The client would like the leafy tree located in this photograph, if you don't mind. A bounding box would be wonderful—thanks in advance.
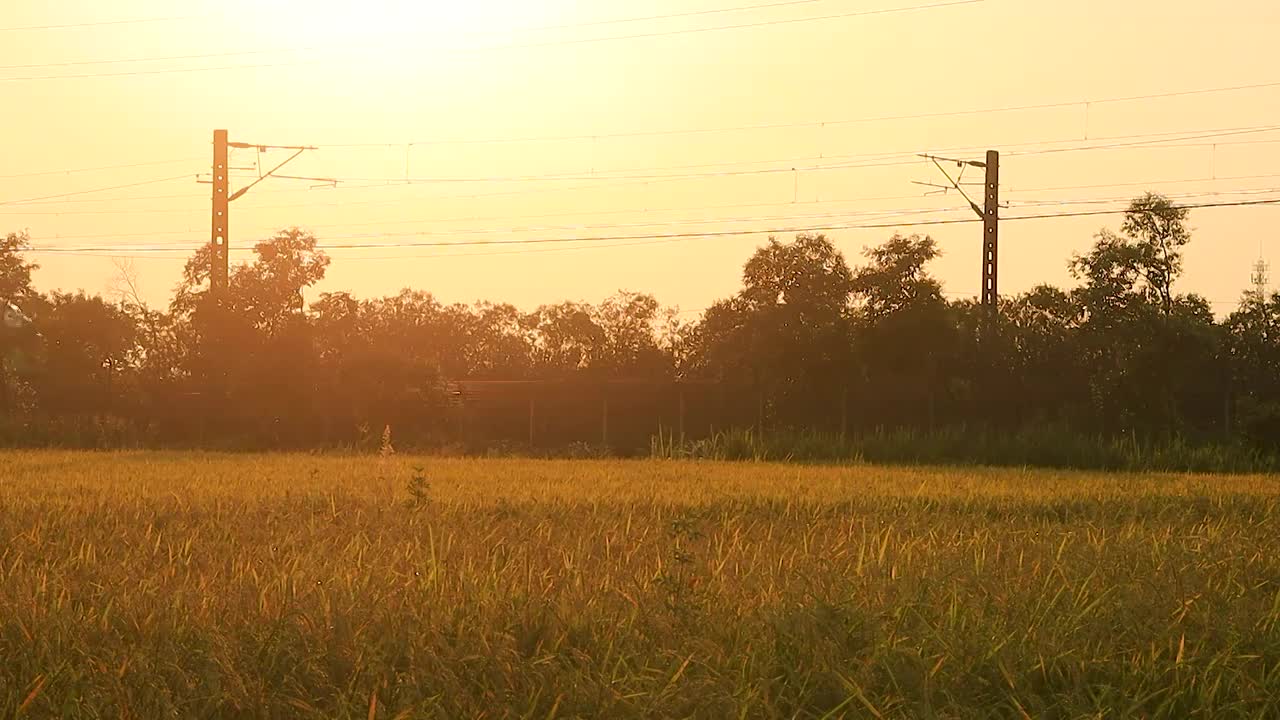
[310,290,450,442]
[851,234,943,322]
[0,231,37,302]
[528,302,605,376]
[27,292,138,416]
[1071,193,1191,317]
[464,302,534,378]
[593,291,669,377]
[0,232,39,415]
[692,234,855,428]
[741,234,852,316]
[1069,195,1217,434]
[993,285,1085,426]
[171,229,331,444]
[1224,291,1280,448]
[1121,193,1192,314]
[0,192,1271,458]
[850,234,953,428]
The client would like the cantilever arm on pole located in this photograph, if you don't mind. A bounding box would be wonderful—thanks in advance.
[229,148,307,202]
[923,155,985,219]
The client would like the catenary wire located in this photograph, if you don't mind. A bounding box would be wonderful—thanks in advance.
[0,0,980,81]
[24,197,1280,254]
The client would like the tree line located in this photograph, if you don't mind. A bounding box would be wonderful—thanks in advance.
[0,193,1277,457]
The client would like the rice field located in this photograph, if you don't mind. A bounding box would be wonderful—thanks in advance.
[1,452,1278,718]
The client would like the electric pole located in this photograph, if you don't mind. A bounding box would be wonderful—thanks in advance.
[915,150,1001,317]
[201,130,323,423]
[211,130,230,293]
[982,150,999,313]
[204,130,320,299]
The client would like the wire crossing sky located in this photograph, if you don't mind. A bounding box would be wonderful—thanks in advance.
[0,0,1277,312]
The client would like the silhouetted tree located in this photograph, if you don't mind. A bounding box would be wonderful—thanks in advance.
[27,292,138,417]
[1070,197,1218,434]
[850,234,953,429]
[593,291,669,377]
[0,191,1270,455]
[0,232,37,303]
[0,232,38,415]
[528,301,605,376]
[693,234,855,428]
[1225,290,1280,449]
[170,229,330,444]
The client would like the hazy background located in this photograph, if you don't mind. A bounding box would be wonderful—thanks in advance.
[2,0,1277,312]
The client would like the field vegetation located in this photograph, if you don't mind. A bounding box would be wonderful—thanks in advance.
[2,452,1278,718]
[650,427,1280,474]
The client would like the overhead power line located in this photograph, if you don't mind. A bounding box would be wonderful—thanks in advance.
[38,187,1280,247]
[0,0,877,70]
[29,205,977,246]
[0,0,847,39]
[19,122,1271,207]
[272,126,1280,187]
[25,197,1280,254]
[5,118,1275,199]
[0,47,301,71]
[325,82,1280,147]
[369,0,989,54]
[0,174,194,206]
[5,121,1279,216]
[530,0,848,31]
[12,167,1280,219]
[0,0,981,81]
[5,123,1277,217]
[42,184,1277,244]
[277,156,927,186]
[0,157,201,180]
[211,164,1280,214]
[1004,126,1280,157]
[1003,172,1280,196]
[1008,186,1280,208]
[0,15,195,32]
[0,60,309,83]
[303,124,1280,188]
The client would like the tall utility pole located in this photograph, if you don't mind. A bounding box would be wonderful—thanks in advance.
[211,130,230,293]
[205,130,318,299]
[981,151,1000,312]
[916,150,1001,316]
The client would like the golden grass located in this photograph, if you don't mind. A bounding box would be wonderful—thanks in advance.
[1,452,1278,718]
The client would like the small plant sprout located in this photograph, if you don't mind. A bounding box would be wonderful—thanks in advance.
[405,465,429,510]
[379,425,396,457]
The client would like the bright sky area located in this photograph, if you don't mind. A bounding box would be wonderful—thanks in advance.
[1,0,1278,315]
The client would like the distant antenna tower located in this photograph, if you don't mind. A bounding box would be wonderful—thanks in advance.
[1252,240,1270,299]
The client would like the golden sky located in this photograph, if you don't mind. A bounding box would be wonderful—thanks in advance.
[2,0,1278,314]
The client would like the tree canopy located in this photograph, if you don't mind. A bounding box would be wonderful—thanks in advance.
[1,195,1276,455]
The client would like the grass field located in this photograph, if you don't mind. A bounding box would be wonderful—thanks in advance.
[1,453,1278,718]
